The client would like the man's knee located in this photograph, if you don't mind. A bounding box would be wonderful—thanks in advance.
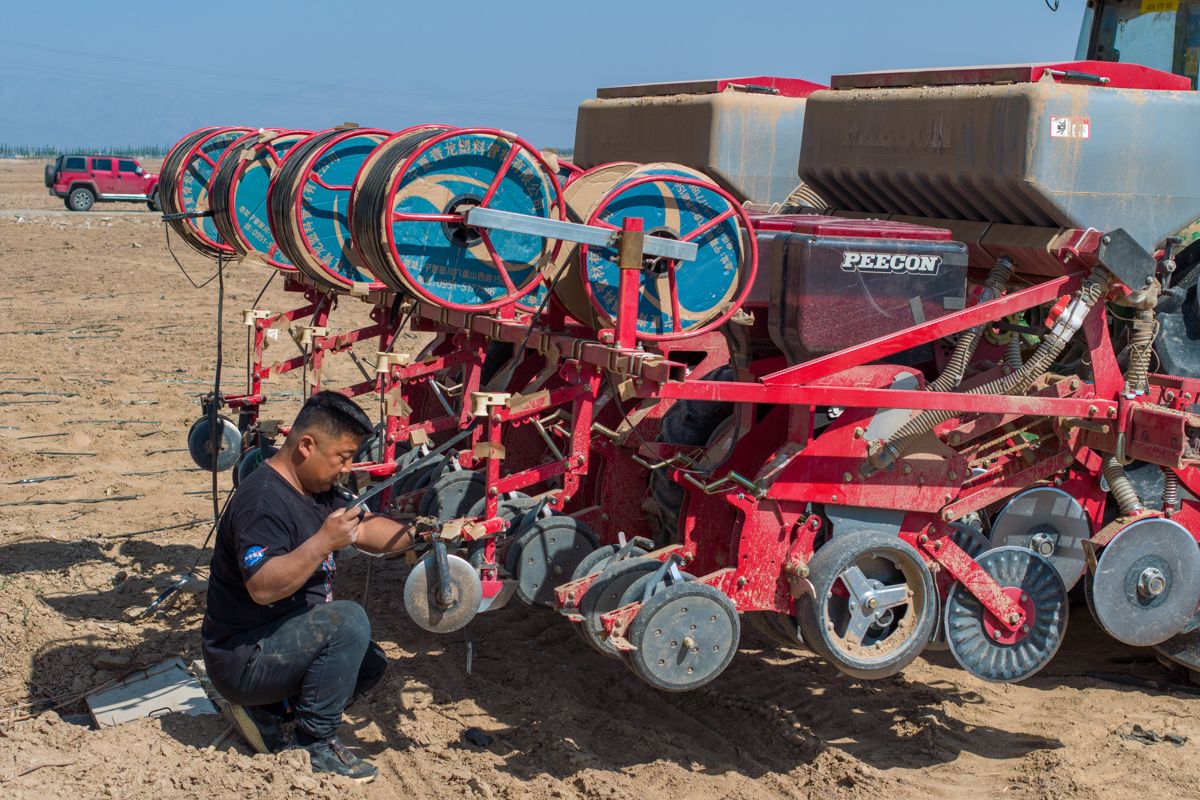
[312,600,371,648]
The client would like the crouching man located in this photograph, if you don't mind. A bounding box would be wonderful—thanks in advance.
[201,391,421,783]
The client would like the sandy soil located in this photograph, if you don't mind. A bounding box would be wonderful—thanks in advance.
[1,158,1199,799]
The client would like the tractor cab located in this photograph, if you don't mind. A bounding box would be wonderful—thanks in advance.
[1077,0,1200,88]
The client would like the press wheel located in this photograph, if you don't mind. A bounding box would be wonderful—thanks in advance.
[419,469,485,520]
[797,531,937,680]
[625,582,741,693]
[926,521,992,652]
[511,516,599,607]
[944,546,1067,683]
[1154,610,1200,673]
[578,557,660,657]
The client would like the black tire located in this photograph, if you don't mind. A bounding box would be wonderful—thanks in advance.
[647,365,735,546]
[147,193,160,213]
[797,531,937,680]
[67,186,95,212]
[44,163,56,188]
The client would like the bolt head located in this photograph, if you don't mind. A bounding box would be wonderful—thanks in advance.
[842,472,853,483]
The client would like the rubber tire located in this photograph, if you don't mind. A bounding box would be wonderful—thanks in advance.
[648,365,735,546]
[67,186,95,212]
[44,163,56,188]
[797,531,937,681]
[578,557,660,658]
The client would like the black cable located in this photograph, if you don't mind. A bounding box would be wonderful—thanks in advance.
[163,223,221,289]
[253,269,277,307]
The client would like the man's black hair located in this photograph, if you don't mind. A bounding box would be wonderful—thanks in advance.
[288,391,374,442]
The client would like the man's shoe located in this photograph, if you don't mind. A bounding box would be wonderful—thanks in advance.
[222,701,289,754]
[302,737,378,783]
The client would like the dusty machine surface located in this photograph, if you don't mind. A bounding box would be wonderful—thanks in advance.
[798,61,1200,254]
[573,76,825,205]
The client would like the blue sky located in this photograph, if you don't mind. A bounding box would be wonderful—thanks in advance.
[0,1,1089,149]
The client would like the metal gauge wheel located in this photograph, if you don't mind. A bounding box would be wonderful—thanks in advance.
[944,546,1068,683]
[989,487,1090,590]
[624,582,741,692]
[1090,518,1200,647]
[512,516,599,607]
[797,531,937,680]
[419,469,485,520]
[578,557,661,658]
[187,414,241,472]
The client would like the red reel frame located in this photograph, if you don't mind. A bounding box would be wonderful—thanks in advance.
[382,127,566,314]
[578,174,758,342]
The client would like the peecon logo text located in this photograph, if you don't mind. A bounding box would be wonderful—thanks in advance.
[840,252,942,277]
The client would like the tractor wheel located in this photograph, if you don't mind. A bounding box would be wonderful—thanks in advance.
[647,366,735,546]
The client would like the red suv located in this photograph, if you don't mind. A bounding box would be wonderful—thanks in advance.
[45,155,160,212]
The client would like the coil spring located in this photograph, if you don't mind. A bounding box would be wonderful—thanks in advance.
[1124,309,1159,394]
[1162,468,1180,515]
[1103,456,1145,516]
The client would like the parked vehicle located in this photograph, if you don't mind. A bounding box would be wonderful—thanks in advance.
[45,154,159,212]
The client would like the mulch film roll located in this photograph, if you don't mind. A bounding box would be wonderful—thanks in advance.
[159,126,253,258]
[209,129,311,270]
[351,128,562,311]
[551,162,755,339]
[270,126,391,292]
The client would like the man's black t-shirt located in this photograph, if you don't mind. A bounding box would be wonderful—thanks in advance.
[201,463,341,679]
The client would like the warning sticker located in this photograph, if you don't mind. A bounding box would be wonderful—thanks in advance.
[1140,1,1179,14]
[1050,116,1090,140]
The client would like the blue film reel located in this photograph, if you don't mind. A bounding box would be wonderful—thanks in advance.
[388,132,557,309]
[582,165,747,337]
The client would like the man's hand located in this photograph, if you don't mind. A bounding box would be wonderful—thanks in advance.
[316,507,363,551]
[245,506,361,606]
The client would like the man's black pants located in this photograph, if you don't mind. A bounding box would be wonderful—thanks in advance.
[205,600,387,741]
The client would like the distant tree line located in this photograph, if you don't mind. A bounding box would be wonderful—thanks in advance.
[0,143,170,159]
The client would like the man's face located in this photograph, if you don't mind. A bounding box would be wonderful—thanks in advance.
[295,429,362,493]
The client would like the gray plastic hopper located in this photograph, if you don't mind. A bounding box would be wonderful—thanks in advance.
[798,64,1200,252]
[574,76,825,206]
